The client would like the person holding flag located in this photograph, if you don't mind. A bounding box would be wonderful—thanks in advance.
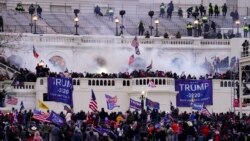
[20,101,24,111]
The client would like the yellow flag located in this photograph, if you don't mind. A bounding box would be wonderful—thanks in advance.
[38,100,49,110]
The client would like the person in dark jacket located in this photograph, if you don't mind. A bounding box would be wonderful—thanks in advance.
[214,4,220,17]
[222,3,227,17]
[208,3,213,17]
[187,7,193,18]
[199,4,206,16]
[211,21,216,32]
[0,16,4,32]
[72,127,83,141]
[37,5,43,19]
[138,21,145,36]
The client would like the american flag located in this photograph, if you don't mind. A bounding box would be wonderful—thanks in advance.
[89,89,98,112]
[33,45,39,58]
[128,54,135,65]
[200,106,211,117]
[32,110,51,123]
[6,95,18,105]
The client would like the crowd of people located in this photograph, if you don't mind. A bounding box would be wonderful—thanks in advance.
[0,60,238,84]
[0,106,248,141]
[8,1,246,39]
[136,2,238,39]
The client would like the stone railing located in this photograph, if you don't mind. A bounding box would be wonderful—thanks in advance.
[16,33,231,47]
[220,80,239,88]
[13,82,35,89]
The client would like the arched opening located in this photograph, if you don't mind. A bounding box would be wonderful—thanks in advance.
[48,55,66,72]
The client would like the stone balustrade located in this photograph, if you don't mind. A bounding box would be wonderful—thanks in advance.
[5,78,238,90]
[13,33,231,47]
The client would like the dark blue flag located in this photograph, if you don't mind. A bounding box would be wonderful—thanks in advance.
[129,98,141,110]
[175,79,213,107]
[146,98,160,110]
[47,111,65,127]
[47,77,73,106]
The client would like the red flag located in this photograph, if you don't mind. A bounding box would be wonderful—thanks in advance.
[128,54,135,65]
[233,99,247,107]
[33,46,39,58]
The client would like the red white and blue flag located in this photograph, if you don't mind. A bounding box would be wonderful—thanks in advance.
[89,89,98,112]
[6,95,18,105]
[32,110,51,123]
[33,45,39,58]
[105,94,120,110]
[200,106,211,117]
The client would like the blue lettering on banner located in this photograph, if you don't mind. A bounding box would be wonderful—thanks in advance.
[48,77,73,106]
[175,79,213,107]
